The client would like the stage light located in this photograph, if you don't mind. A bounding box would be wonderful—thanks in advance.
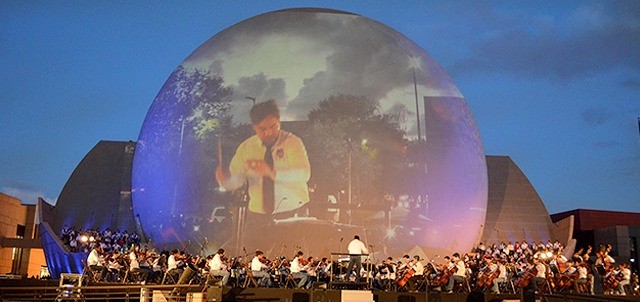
[384,226,397,239]
[89,236,95,242]
[80,235,88,243]
[408,56,422,71]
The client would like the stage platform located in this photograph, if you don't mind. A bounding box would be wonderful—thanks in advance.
[1,280,638,302]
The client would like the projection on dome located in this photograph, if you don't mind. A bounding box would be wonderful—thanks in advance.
[132,8,487,258]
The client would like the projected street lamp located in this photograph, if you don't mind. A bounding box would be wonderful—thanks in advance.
[245,96,256,105]
[409,56,422,141]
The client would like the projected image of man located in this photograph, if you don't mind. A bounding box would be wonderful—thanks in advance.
[216,100,311,219]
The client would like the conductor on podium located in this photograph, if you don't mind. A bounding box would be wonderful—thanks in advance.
[346,235,368,281]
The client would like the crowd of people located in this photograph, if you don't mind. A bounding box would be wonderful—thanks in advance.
[60,226,141,253]
[79,234,639,297]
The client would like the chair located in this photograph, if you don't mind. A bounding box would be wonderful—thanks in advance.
[243,270,260,288]
[206,273,224,286]
[81,260,102,284]
[161,269,177,284]
[453,277,471,293]
[284,274,302,288]
[414,275,427,292]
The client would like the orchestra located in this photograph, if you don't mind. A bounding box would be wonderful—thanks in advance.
[80,238,638,297]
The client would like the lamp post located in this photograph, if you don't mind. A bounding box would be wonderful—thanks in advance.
[409,56,422,141]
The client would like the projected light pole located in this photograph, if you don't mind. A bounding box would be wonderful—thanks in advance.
[409,56,422,140]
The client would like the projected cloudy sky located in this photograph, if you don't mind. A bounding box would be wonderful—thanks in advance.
[1,1,639,217]
[131,9,486,256]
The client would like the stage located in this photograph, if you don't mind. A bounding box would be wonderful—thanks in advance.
[1,280,638,302]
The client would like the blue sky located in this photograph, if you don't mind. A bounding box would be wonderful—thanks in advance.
[1,1,639,214]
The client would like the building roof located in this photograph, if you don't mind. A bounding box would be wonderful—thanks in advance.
[551,208,640,231]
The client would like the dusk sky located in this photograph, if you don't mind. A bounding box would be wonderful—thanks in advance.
[2,1,639,214]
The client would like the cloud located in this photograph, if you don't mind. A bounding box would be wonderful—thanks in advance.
[1,186,57,205]
[581,107,614,126]
[228,72,288,122]
[449,1,640,80]
[185,10,461,123]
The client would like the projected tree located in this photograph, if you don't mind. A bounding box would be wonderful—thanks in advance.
[306,94,407,215]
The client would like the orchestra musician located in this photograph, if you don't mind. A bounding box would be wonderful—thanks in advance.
[573,258,592,294]
[167,249,184,281]
[407,255,425,292]
[617,263,631,295]
[304,256,321,283]
[373,257,396,290]
[491,259,508,294]
[138,250,157,283]
[316,257,331,283]
[444,253,466,293]
[289,251,312,289]
[129,247,150,283]
[87,244,107,280]
[251,250,273,287]
[106,250,123,282]
[531,257,547,293]
[209,248,230,286]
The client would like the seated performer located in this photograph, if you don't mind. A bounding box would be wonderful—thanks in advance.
[532,257,547,293]
[251,250,273,287]
[290,251,312,289]
[444,253,466,293]
[374,257,396,290]
[491,259,508,294]
[408,255,425,292]
[167,249,184,282]
[209,248,230,286]
[87,244,107,281]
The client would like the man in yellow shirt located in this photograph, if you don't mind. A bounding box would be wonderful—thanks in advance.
[216,100,311,218]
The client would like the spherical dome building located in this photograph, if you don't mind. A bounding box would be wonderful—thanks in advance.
[132,8,487,257]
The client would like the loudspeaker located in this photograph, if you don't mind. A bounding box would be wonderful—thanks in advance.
[522,287,535,302]
[293,292,310,302]
[206,287,223,302]
[398,294,416,302]
[427,292,441,302]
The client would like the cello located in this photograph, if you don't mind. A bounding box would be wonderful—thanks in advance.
[436,265,457,286]
[515,265,538,288]
[396,267,416,287]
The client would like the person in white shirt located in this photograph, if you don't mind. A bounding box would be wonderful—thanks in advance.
[167,249,184,281]
[617,263,631,295]
[251,250,273,287]
[532,257,547,293]
[407,255,425,292]
[209,248,230,286]
[444,253,466,293]
[106,250,123,282]
[346,235,368,282]
[87,245,106,280]
[491,259,508,294]
[373,257,396,290]
[289,251,312,289]
[573,259,590,293]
